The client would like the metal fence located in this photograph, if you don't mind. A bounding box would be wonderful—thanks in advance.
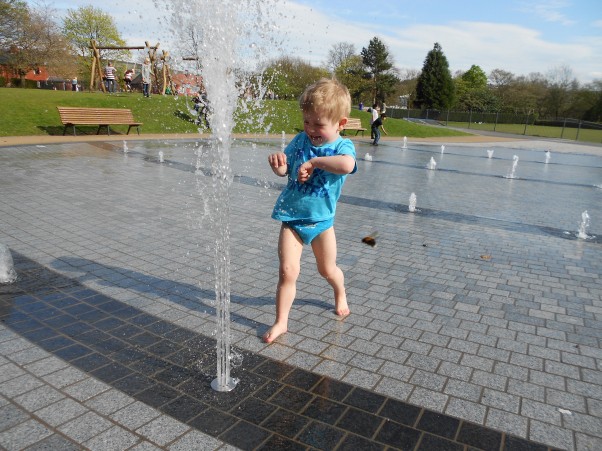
[386,107,602,142]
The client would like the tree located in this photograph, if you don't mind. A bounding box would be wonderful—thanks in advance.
[0,1,74,86]
[334,54,371,104]
[62,6,127,81]
[0,0,28,50]
[263,56,329,100]
[326,42,356,73]
[361,37,399,104]
[544,65,577,118]
[454,65,497,111]
[415,42,455,109]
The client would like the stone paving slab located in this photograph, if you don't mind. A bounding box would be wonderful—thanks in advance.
[0,136,600,450]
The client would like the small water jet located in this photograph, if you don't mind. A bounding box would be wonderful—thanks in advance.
[158,151,164,163]
[505,155,519,179]
[545,150,551,164]
[441,145,445,154]
[364,153,373,161]
[122,141,128,153]
[427,157,437,170]
[487,149,494,159]
[408,193,417,212]
[402,136,408,149]
[0,244,17,284]
[577,210,591,239]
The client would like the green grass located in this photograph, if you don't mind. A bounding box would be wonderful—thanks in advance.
[0,87,472,138]
[447,121,602,144]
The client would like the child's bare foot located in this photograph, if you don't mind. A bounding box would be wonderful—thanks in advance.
[335,298,350,318]
[262,323,288,343]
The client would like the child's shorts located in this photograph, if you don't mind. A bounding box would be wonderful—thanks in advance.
[284,218,334,245]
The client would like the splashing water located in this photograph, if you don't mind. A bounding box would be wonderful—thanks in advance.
[168,0,280,392]
[487,149,494,159]
[441,145,445,153]
[158,151,164,163]
[0,244,17,284]
[408,193,417,212]
[545,150,551,164]
[505,155,519,179]
[365,153,373,161]
[402,136,408,149]
[577,210,591,239]
[123,141,128,153]
[427,157,437,170]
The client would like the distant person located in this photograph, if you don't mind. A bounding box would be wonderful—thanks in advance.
[104,62,116,93]
[124,69,134,92]
[141,59,151,98]
[359,101,363,110]
[369,103,379,139]
[371,113,387,146]
[71,77,77,92]
[263,78,357,344]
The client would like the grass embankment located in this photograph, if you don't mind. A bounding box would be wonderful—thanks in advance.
[0,87,471,139]
[447,121,602,144]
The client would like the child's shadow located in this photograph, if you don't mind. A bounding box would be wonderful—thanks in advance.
[53,256,332,337]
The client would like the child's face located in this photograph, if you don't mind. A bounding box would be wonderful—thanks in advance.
[303,110,343,146]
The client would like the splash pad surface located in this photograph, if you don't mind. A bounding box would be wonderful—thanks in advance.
[1,137,601,450]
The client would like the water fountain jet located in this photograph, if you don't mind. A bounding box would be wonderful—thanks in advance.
[0,244,17,284]
[577,210,591,239]
[505,155,519,179]
[408,193,417,212]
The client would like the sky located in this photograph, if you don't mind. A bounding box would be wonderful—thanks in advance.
[34,0,602,84]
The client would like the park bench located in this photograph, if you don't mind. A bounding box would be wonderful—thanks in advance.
[341,118,366,136]
[57,107,142,136]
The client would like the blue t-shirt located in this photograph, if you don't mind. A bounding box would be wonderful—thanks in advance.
[272,132,357,223]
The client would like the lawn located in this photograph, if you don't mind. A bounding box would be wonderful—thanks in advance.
[0,88,472,138]
[447,121,602,144]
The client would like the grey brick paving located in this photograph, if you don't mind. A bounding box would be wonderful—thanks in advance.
[0,136,601,450]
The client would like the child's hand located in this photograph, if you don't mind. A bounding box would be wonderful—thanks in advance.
[297,160,314,183]
[268,152,287,176]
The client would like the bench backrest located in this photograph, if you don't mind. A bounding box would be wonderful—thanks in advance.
[344,118,363,128]
[57,107,136,123]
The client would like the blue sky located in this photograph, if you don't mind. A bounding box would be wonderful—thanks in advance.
[35,0,602,83]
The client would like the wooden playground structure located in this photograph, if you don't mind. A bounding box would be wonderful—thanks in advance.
[89,40,176,95]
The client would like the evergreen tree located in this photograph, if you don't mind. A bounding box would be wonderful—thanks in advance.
[416,42,455,109]
[361,37,399,104]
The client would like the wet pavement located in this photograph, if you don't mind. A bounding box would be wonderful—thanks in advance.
[0,136,601,450]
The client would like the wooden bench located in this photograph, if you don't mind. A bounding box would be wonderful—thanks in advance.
[341,118,366,136]
[57,107,142,136]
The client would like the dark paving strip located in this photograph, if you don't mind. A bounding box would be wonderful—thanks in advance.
[0,253,561,451]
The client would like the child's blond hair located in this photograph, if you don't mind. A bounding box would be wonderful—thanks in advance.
[299,78,351,124]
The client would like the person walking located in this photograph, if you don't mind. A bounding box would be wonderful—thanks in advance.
[141,59,151,98]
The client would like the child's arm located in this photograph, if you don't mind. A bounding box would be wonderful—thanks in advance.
[268,152,288,177]
[297,155,355,183]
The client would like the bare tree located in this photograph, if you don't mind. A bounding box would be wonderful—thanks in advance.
[326,42,356,73]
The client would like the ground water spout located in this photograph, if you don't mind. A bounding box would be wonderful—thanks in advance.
[408,193,417,212]
[169,0,279,392]
[427,157,437,170]
[577,210,592,240]
[0,244,17,284]
[505,155,519,179]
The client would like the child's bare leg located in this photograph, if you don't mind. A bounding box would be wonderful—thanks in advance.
[312,227,350,317]
[263,225,303,343]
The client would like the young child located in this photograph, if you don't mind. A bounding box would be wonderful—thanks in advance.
[264,78,357,344]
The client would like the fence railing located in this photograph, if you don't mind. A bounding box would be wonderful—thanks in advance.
[386,107,602,143]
